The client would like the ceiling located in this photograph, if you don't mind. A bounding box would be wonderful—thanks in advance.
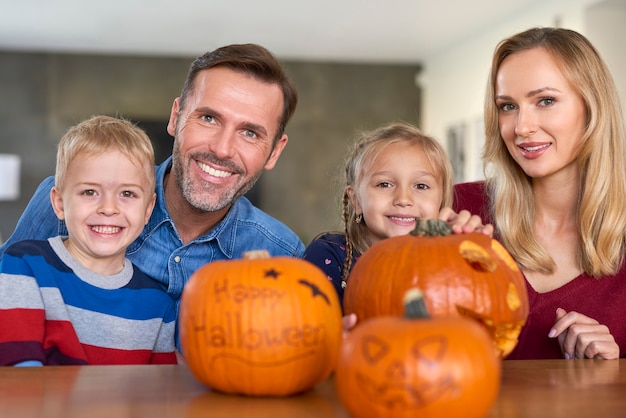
[1,0,545,63]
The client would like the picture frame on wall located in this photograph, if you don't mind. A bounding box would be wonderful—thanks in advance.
[446,123,466,184]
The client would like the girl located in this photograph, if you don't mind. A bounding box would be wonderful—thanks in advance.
[305,122,491,305]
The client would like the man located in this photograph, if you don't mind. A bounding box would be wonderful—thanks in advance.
[0,44,305,311]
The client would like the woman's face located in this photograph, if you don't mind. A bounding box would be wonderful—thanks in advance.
[494,47,587,181]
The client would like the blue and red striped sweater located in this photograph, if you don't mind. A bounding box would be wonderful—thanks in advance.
[0,237,177,365]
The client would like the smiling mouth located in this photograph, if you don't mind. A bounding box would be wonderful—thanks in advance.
[519,143,550,152]
[197,160,232,178]
[91,225,122,234]
[388,216,417,222]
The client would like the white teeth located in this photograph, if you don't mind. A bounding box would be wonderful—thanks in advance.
[197,161,230,178]
[389,216,416,222]
[523,144,550,152]
[91,225,121,234]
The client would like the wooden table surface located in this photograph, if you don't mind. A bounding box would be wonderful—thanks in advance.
[1,359,624,418]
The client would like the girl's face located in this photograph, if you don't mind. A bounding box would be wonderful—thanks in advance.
[349,141,443,245]
[50,150,156,275]
[495,47,587,181]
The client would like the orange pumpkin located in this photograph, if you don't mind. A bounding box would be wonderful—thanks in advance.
[343,219,528,357]
[335,288,501,418]
[179,250,343,396]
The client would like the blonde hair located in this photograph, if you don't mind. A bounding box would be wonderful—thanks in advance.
[484,27,626,276]
[55,115,156,192]
[341,122,453,284]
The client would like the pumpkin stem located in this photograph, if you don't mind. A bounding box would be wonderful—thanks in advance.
[243,250,271,259]
[403,288,430,319]
[409,218,453,237]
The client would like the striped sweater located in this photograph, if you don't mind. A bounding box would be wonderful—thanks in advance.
[0,237,177,365]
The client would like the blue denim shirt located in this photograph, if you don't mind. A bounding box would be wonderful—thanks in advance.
[0,157,305,309]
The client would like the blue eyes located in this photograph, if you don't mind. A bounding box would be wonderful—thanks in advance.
[243,130,258,139]
[201,115,259,140]
[498,97,556,111]
[81,190,136,198]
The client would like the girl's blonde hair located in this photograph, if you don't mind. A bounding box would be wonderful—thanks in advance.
[341,122,453,285]
[484,27,626,276]
[55,115,156,192]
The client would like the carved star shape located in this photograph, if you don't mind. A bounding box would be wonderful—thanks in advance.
[264,268,281,279]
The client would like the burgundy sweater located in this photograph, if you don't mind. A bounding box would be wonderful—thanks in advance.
[454,181,626,359]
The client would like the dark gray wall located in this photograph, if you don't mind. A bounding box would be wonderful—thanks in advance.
[0,50,421,245]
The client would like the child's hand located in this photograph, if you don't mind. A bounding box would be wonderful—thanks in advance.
[438,207,494,237]
[342,313,357,339]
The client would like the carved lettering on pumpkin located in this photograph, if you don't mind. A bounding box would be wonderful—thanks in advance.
[188,276,332,368]
[198,312,326,350]
[212,278,286,308]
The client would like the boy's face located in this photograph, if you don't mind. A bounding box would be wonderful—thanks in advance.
[349,141,443,246]
[50,150,156,275]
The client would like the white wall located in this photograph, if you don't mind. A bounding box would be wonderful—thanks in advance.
[586,0,626,111]
[420,0,615,182]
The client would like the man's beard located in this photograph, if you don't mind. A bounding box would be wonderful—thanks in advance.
[173,148,262,213]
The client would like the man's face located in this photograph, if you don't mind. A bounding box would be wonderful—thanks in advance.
[167,67,288,213]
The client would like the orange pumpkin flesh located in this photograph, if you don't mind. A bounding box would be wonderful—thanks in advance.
[335,288,501,418]
[343,220,528,358]
[179,250,343,396]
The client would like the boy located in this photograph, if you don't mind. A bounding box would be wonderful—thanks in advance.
[0,115,176,365]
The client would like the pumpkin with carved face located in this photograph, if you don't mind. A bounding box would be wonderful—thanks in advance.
[343,219,528,357]
[336,288,500,418]
[179,250,343,396]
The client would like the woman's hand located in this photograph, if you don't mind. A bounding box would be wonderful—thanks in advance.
[438,207,494,237]
[549,308,619,359]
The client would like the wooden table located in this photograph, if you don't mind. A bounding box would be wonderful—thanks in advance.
[1,359,624,417]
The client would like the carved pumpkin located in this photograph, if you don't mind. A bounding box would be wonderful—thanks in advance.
[335,288,501,418]
[343,219,528,357]
[179,250,343,396]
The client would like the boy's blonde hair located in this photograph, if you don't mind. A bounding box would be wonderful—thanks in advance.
[55,115,156,192]
[341,122,453,285]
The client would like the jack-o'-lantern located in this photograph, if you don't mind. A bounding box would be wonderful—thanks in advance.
[179,250,343,396]
[343,219,528,357]
[335,288,501,418]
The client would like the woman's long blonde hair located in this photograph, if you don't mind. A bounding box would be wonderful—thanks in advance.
[341,122,453,285]
[484,27,626,277]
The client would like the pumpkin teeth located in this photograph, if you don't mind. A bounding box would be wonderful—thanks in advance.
[506,283,522,311]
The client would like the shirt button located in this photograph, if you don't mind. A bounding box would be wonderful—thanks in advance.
[174,256,181,263]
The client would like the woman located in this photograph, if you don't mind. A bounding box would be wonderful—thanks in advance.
[454,27,626,360]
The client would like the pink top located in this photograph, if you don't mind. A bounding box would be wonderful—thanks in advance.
[454,181,626,359]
